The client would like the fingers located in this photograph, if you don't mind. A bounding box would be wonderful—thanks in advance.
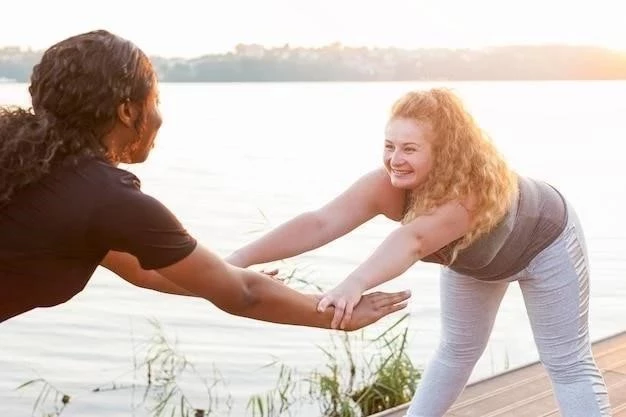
[372,290,411,308]
[317,295,346,329]
[317,295,345,330]
[331,299,346,330]
[317,295,331,313]
[339,302,354,330]
[385,301,409,315]
[374,290,410,319]
[392,289,411,303]
[260,268,283,284]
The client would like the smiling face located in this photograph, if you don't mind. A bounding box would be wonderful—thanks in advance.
[383,117,435,190]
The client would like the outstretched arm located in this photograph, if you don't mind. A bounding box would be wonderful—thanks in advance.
[158,244,410,329]
[318,199,471,329]
[101,250,278,296]
[102,244,411,330]
[96,168,410,330]
[226,168,406,268]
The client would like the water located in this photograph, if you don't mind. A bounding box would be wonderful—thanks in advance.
[1,81,625,416]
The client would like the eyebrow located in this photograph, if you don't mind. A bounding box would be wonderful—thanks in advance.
[385,139,421,146]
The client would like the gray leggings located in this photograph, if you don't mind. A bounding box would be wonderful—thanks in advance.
[407,207,611,417]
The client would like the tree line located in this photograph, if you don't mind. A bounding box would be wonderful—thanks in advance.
[2,43,626,82]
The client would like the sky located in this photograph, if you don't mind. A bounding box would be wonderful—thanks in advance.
[2,0,625,58]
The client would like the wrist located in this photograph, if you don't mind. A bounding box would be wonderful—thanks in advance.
[344,274,370,293]
[225,250,250,268]
[305,294,337,329]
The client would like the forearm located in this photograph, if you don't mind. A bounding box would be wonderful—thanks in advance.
[156,245,409,330]
[348,228,421,291]
[228,212,328,267]
[157,247,334,327]
[233,266,335,327]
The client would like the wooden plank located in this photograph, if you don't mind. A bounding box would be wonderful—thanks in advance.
[372,331,626,417]
[503,370,626,417]
[446,333,626,417]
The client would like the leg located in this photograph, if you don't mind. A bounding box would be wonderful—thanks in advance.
[520,210,611,416]
[407,268,509,417]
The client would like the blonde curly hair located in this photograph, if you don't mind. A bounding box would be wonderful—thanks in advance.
[393,88,518,261]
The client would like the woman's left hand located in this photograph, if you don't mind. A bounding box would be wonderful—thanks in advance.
[317,280,365,330]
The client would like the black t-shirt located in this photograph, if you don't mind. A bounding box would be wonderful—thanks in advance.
[0,156,197,322]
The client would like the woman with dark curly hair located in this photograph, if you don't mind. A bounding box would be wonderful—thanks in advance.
[0,30,410,328]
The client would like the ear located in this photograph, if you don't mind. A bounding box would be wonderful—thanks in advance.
[116,100,141,128]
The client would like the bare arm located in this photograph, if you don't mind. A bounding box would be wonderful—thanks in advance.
[347,200,471,291]
[101,250,197,297]
[157,244,410,329]
[101,244,411,330]
[227,168,406,267]
[318,199,471,329]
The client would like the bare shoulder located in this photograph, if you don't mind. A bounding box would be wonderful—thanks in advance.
[362,168,406,221]
[318,168,406,225]
[457,194,478,223]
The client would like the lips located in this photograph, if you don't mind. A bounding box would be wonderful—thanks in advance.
[391,169,413,176]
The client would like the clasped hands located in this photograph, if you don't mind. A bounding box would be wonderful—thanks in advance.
[259,267,409,331]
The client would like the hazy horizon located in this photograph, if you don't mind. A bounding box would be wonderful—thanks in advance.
[2,0,625,58]
[2,41,623,60]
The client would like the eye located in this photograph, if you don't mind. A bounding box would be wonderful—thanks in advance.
[384,143,394,151]
[404,147,416,153]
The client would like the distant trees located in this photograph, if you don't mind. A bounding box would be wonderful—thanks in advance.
[2,44,626,82]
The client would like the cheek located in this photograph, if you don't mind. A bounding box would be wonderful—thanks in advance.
[152,108,163,132]
[409,154,433,172]
[382,151,391,165]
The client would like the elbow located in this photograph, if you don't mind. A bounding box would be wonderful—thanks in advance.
[412,241,426,262]
[309,210,327,229]
[219,275,261,317]
[404,230,427,261]
[234,287,260,315]
[308,211,331,243]
[126,271,156,290]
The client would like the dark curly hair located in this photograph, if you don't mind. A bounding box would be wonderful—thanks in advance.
[0,29,156,205]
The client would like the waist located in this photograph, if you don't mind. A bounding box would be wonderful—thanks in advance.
[424,176,568,280]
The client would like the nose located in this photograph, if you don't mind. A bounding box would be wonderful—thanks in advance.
[390,150,404,167]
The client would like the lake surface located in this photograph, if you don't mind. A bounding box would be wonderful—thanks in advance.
[1,81,625,416]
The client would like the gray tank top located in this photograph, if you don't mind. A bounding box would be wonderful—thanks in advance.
[421,176,567,281]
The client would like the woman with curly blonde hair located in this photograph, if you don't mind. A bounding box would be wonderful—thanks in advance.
[228,88,611,416]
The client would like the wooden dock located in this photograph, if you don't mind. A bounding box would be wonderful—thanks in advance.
[373,331,626,417]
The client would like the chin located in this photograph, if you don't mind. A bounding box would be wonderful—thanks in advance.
[132,153,150,164]
[389,178,416,190]
[388,174,419,189]
[128,148,153,164]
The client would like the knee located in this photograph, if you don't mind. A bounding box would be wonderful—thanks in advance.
[436,339,486,366]
[541,353,599,383]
